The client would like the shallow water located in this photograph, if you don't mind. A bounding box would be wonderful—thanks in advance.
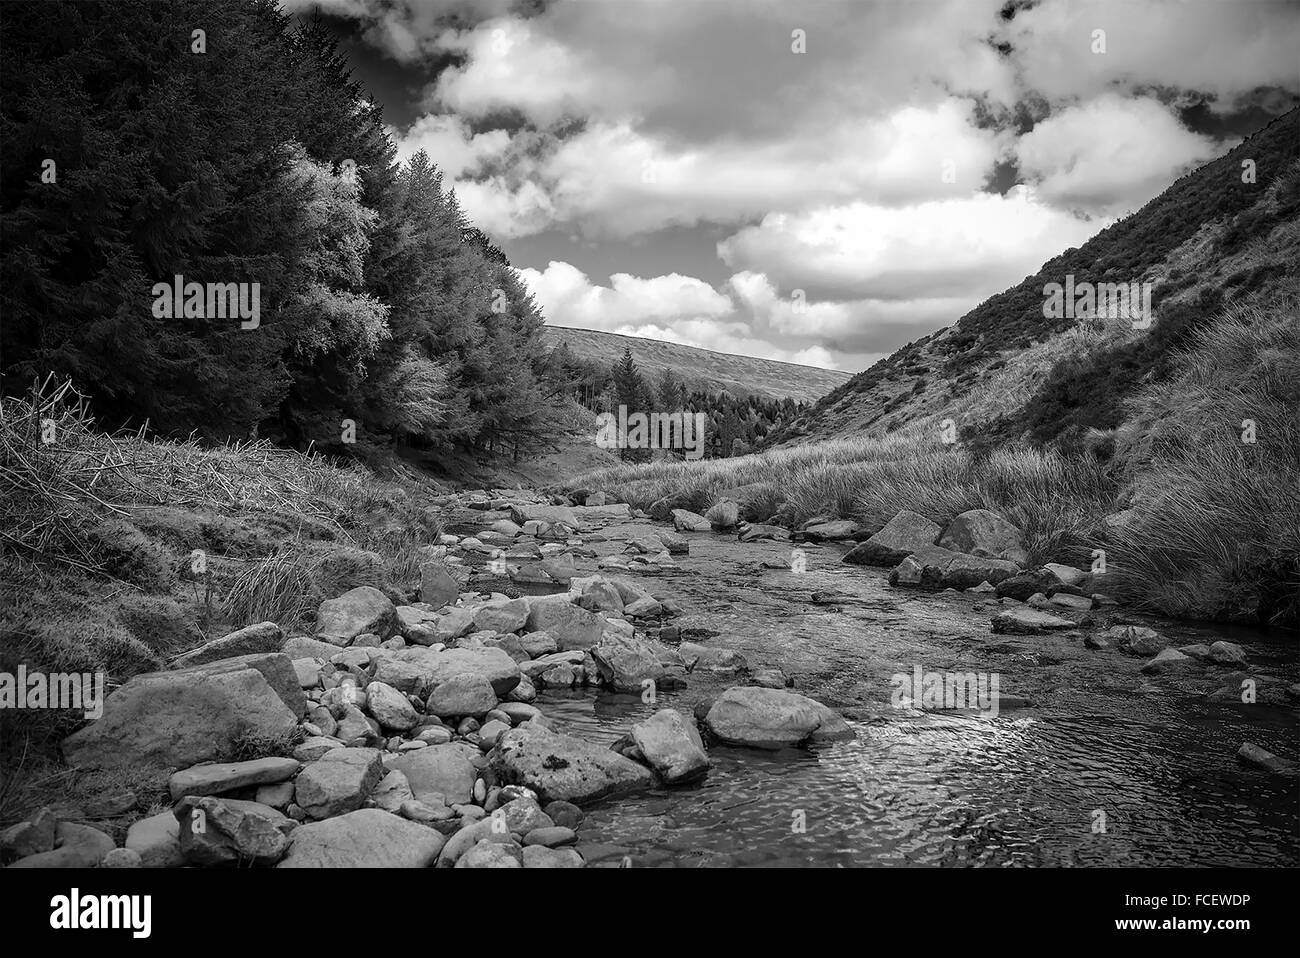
[470,514,1300,866]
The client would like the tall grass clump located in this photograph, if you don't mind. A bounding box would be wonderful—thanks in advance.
[1109,289,1300,626]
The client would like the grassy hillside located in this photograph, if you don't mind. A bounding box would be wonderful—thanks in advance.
[775,108,1299,448]
[542,326,852,403]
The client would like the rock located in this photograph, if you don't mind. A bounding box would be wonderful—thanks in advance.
[704,499,740,530]
[483,633,530,663]
[519,631,558,658]
[524,826,577,847]
[506,673,537,703]
[584,491,607,507]
[1236,742,1299,778]
[1,807,57,861]
[171,621,283,667]
[679,642,748,673]
[414,725,453,746]
[496,796,553,834]
[659,530,689,554]
[427,674,498,718]
[1049,592,1093,612]
[671,509,712,532]
[457,841,523,868]
[1107,625,1165,657]
[400,799,455,823]
[169,757,300,801]
[279,808,446,867]
[1084,633,1111,650]
[491,519,522,537]
[387,743,480,805]
[498,702,543,725]
[525,595,607,651]
[544,801,584,829]
[631,709,710,785]
[185,651,307,718]
[737,523,789,542]
[314,586,397,644]
[1043,563,1088,587]
[990,608,1077,634]
[752,668,788,689]
[590,633,665,692]
[284,635,345,660]
[61,665,297,773]
[364,681,418,731]
[523,845,585,868]
[371,645,520,698]
[890,545,1021,590]
[291,734,340,760]
[255,782,295,809]
[419,561,461,609]
[1141,648,1192,674]
[704,687,854,750]
[1208,641,1247,666]
[842,510,940,566]
[995,570,1060,602]
[293,658,323,689]
[580,581,625,613]
[372,770,415,812]
[102,848,143,868]
[122,816,183,868]
[479,719,511,749]
[9,822,116,868]
[489,725,655,805]
[294,747,384,819]
[803,520,861,541]
[174,796,292,866]
[937,509,1028,565]
[510,503,578,527]
[473,598,531,634]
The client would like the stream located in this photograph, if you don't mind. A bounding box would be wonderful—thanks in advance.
[461,513,1300,867]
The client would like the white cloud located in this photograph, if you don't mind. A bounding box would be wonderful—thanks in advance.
[1015,95,1221,215]
[719,188,1105,302]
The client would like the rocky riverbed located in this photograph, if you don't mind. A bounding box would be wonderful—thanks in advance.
[5,490,1297,868]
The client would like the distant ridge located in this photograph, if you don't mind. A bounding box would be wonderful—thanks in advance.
[541,326,852,404]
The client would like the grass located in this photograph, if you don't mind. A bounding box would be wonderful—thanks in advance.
[0,377,444,821]
[564,288,1298,627]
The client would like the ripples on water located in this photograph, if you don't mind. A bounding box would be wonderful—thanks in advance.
[489,517,1299,867]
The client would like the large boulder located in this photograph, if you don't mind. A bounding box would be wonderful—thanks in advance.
[365,680,420,731]
[314,586,398,644]
[889,545,1020,590]
[293,747,384,819]
[525,595,606,651]
[183,652,306,718]
[125,812,182,868]
[174,796,293,866]
[171,622,283,668]
[278,808,445,868]
[426,674,498,718]
[489,725,655,805]
[842,510,941,566]
[704,687,855,750]
[8,822,116,868]
[370,646,520,698]
[590,633,665,692]
[61,666,297,773]
[387,743,480,805]
[938,509,1028,565]
[630,709,710,785]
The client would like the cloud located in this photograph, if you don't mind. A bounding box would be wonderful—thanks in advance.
[718,188,1104,302]
[1015,95,1221,215]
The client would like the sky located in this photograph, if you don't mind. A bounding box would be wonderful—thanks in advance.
[284,0,1300,372]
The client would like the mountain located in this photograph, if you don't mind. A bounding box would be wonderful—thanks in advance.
[541,326,852,403]
[773,108,1300,450]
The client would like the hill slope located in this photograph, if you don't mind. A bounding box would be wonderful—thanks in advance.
[542,326,851,403]
[775,108,1299,449]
